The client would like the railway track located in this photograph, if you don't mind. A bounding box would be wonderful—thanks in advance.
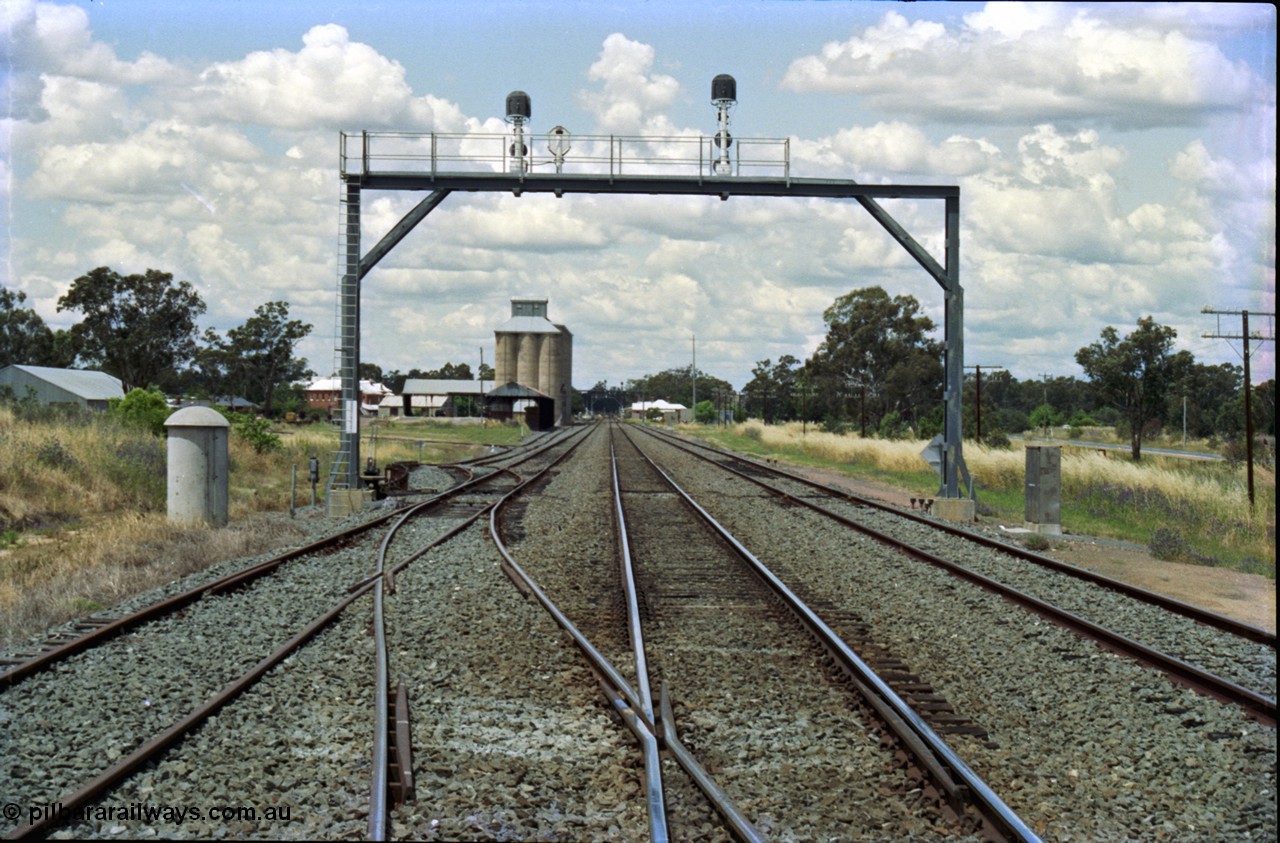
[3,421,1273,840]
[636,424,1276,717]
[1,426,591,840]
[611,423,1033,840]
[625,424,1276,839]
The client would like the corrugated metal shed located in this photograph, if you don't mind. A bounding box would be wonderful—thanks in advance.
[0,364,124,409]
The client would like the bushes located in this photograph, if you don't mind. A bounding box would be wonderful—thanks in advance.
[108,388,171,436]
[984,430,1012,449]
[1149,528,1190,561]
[0,403,168,529]
[217,409,281,454]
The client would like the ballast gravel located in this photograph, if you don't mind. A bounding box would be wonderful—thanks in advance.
[757,466,1275,698]
[5,428,1273,841]
[633,429,1276,841]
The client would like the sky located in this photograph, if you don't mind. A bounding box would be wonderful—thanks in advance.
[2,0,1275,392]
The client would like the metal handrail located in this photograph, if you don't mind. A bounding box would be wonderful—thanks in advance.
[341,130,791,179]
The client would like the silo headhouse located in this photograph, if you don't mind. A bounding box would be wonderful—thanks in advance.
[493,298,573,428]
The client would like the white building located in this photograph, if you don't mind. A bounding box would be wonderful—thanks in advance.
[628,399,689,424]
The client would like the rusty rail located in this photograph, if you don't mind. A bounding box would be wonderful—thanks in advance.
[644,425,1274,646]
[637,426,1276,728]
[7,581,377,840]
[488,425,763,842]
[622,425,1041,843]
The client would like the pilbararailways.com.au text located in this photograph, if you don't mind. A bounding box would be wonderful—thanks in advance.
[11,801,294,827]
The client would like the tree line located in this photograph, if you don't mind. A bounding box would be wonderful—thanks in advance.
[8,272,1272,459]
[613,286,1274,461]
[2,267,313,414]
[358,361,495,396]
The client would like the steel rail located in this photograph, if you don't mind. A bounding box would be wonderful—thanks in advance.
[367,431,593,838]
[368,514,397,840]
[6,580,378,841]
[4,429,588,839]
[635,427,1277,727]
[0,460,538,689]
[622,425,1042,843]
[0,508,407,687]
[609,431,669,843]
[454,424,582,468]
[488,425,763,841]
[644,425,1275,646]
[656,684,766,843]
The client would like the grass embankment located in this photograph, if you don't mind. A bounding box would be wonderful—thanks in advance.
[682,420,1275,578]
[0,408,522,644]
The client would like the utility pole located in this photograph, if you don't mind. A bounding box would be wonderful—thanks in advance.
[1038,373,1053,439]
[691,333,697,420]
[965,364,1004,442]
[1203,307,1275,510]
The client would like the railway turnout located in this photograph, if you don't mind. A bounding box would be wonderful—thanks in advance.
[2,421,1273,841]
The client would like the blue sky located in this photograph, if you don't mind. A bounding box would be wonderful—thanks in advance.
[2,0,1275,390]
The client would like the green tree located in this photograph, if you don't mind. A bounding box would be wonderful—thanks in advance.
[1254,379,1275,438]
[57,267,206,391]
[426,362,474,380]
[1075,316,1186,460]
[631,367,733,411]
[808,287,943,433]
[1,288,76,368]
[211,301,313,412]
[1029,403,1062,436]
[742,356,802,422]
[1168,361,1242,439]
[694,399,715,424]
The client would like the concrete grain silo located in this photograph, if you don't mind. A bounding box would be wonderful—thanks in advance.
[493,299,573,427]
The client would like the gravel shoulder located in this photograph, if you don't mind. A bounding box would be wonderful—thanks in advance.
[786,465,1276,633]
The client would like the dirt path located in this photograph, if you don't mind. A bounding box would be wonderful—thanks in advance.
[793,467,1276,634]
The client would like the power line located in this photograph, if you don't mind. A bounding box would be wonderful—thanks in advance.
[1201,307,1275,510]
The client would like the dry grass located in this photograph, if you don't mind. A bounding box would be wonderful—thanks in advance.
[733,420,1264,512]
[717,420,1274,572]
[0,404,315,644]
[0,513,308,645]
[0,406,525,645]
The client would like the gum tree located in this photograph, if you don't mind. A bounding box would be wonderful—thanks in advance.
[0,288,76,368]
[204,301,313,413]
[57,267,206,391]
[1075,316,1189,460]
[808,286,943,432]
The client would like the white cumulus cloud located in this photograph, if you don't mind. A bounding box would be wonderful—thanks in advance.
[578,33,682,134]
[781,4,1262,128]
[188,24,465,131]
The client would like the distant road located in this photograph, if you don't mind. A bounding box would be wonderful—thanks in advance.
[1011,435,1224,461]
